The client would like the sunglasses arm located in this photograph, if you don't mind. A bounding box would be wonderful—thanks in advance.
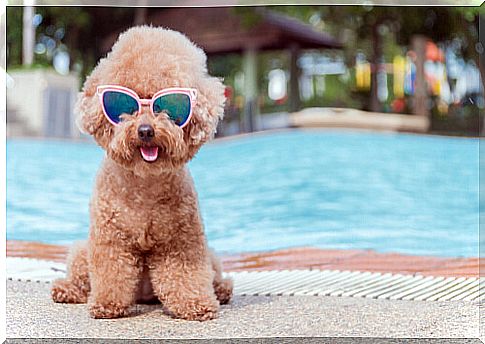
[190,89,198,100]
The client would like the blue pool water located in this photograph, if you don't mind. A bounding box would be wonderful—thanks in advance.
[7,131,479,257]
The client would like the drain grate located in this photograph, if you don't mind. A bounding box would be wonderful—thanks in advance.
[226,270,482,302]
[7,258,482,302]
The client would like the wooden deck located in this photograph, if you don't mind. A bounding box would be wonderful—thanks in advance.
[7,240,481,277]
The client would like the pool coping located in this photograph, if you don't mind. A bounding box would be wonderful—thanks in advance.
[6,240,481,278]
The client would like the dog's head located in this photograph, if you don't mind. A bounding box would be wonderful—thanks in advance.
[76,26,225,176]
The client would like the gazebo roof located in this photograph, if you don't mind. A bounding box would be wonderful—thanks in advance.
[101,8,342,56]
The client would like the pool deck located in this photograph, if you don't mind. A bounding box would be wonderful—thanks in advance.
[6,279,482,342]
[7,240,481,277]
[289,107,430,133]
[6,240,483,342]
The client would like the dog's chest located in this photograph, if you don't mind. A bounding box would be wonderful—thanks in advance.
[94,164,197,251]
[114,194,181,250]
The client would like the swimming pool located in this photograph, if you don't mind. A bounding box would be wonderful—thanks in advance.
[7,130,479,257]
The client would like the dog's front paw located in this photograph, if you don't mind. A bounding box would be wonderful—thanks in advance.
[51,279,87,304]
[214,278,233,305]
[166,296,219,321]
[89,301,129,319]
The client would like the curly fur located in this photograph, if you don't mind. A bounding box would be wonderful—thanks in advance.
[51,26,233,320]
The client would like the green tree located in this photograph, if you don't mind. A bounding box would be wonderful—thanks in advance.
[7,7,134,83]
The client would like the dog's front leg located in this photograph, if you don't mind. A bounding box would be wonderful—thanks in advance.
[148,243,219,321]
[88,241,141,319]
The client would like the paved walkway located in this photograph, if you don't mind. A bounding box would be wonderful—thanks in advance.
[6,280,482,341]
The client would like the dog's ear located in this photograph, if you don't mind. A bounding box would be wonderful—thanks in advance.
[75,62,112,147]
[187,75,226,149]
[75,71,104,136]
[75,92,102,137]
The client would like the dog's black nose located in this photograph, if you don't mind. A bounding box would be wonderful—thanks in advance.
[138,124,155,142]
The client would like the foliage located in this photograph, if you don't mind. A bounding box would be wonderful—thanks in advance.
[232,7,264,28]
[7,7,134,83]
[207,53,242,84]
[6,7,23,67]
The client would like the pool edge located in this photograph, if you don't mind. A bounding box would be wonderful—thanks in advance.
[6,239,481,277]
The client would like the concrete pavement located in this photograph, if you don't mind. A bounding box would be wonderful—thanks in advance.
[6,279,482,342]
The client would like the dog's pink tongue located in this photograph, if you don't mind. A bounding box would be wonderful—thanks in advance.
[140,146,159,162]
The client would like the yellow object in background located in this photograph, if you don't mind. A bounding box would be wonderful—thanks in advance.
[432,63,447,97]
[432,78,441,96]
[437,98,449,115]
[235,95,244,110]
[364,64,371,90]
[393,56,405,98]
[356,62,371,91]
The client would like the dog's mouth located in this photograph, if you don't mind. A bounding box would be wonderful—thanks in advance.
[140,146,159,163]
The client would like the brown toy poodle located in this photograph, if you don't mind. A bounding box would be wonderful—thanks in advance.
[51,26,233,321]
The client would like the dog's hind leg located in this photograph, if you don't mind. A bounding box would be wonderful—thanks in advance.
[209,249,233,304]
[51,241,90,303]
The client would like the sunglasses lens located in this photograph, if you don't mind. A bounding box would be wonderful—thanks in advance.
[102,91,139,124]
[153,93,191,127]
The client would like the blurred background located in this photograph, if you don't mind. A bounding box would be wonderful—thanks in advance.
[5,6,484,258]
[6,6,484,137]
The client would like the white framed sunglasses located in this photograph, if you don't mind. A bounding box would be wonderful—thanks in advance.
[96,85,198,128]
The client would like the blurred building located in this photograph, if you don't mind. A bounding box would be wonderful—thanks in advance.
[7,69,80,138]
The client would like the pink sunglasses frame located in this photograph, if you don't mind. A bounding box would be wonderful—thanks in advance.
[96,85,198,128]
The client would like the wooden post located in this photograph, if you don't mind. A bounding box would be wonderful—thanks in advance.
[134,0,147,25]
[370,23,382,112]
[22,5,35,66]
[412,35,429,116]
[242,47,258,132]
[289,43,301,113]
